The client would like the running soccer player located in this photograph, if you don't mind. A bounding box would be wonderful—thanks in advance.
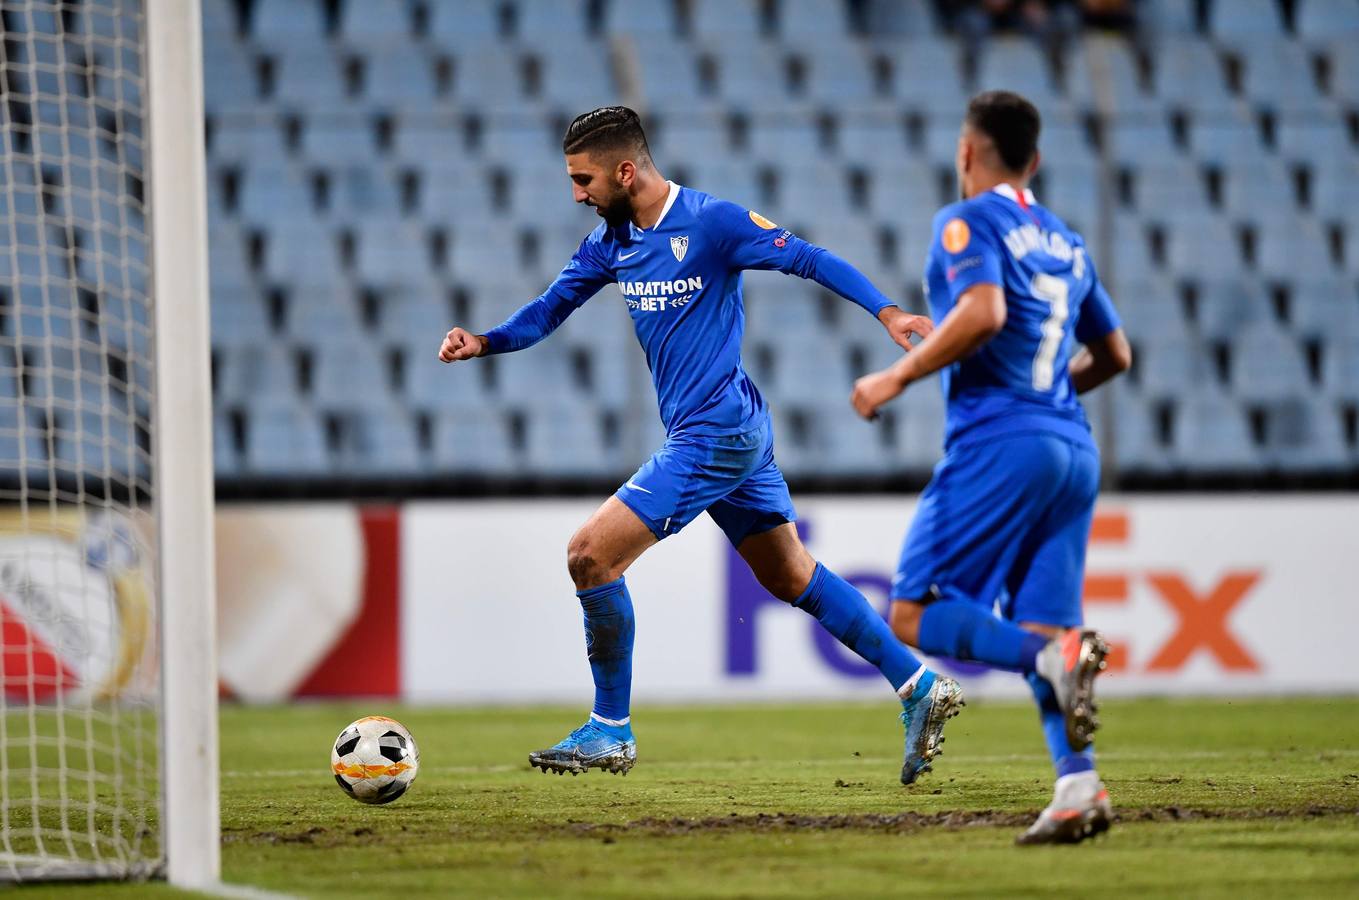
[439,106,963,784]
[850,91,1132,844]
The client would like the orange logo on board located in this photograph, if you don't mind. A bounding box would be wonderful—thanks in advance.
[942,218,971,253]
[749,211,778,230]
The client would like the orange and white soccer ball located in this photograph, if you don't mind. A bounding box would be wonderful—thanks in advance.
[331,716,420,804]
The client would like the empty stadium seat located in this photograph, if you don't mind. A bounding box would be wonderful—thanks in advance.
[1290,279,1359,341]
[430,407,518,475]
[337,408,423,474]
[1194,278,1276,342]
[1253,217,1335,279]
[975,38,1060,106]
[1264,396,1351,472]
[261,222,345,289]
[358,50,440,112]
[1136,333,1214,400]
[269,48,348,108]
[243,403,331,475]
[251,0,329,49]
[1163,212,1243,279]
[1153,39,1233,112]
[1320,336,1359,401]
[690,0,763,39]
[1231,327,1312,403]
[216,342,299,405]
[883,39,967,114]
[523,406,617,477]
[337,0,414,45]
[1171,390,1264,472]
[1219,160,1297,221]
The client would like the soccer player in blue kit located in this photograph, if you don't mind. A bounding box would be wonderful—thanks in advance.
[438,107,964,784]
[851,92,1133,844]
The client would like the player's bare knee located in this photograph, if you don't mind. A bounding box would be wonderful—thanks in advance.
[566,532,610,589]
[757,566,808,604]
[890,601,924,645]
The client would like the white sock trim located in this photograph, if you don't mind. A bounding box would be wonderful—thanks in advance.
[896,664,928,699]
[590,712,630,727]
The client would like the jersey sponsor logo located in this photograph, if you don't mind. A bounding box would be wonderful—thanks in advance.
[748,210,778,230]
[618,276,704,312]
[670,235,689,262]
[942,218,971,254]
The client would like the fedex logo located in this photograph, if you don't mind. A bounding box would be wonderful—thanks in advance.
[723,512,1263,679]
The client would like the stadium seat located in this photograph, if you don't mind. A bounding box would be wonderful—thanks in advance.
[269,47,348,109]
[1274,116,1357,168]
[1194,278,1276,343]
[653,116,735,164]
[427,0,504,49]
[213,410,240,475]
[493,344,582,407]
[1063,35,1158,116]
[210,288,273,348]
[768,344,855,405]
[358,49,440,112]
[883,39,967,114]
[600,0,679,36]
[1324,41,1359,107]
[403,341,495,414]
[337,408,424,475]
[451,49,528,110]
[355,224,439,289]
[523,406,618,478]
[1188,109,1272,166]
[1127,159,1209,215]
[686,159,766,207]
[1264,396,1351,472]
[1290,279,1359,341]
[202,42,259,115]
[299,117,381,169]
[1041,159,1100,227]
[449,224,526,279]
[477,117,557,159]
[1219,161,1298,221]
[1320,336,1359,401]
[430,407,518,475]
[975,38,1061,106]
[251,0,329,49]
[777,0,853,41]
[208,225,256,293]
[1254,217,1335,279]
[283,288,365,341]
[261,222,345,289]
[536,46,616,112]
[708,43,791,109]
[416,163,496,223]
[802,400,892,476]
[1113,282,1188,342]
[1140,0,1199,34]
[1171,389,1264,472]
[895,385,946,472]
[210,117,289,168]
[690,0,763,39]
[515,0,589,38]
[1094,384,1172,473]
[1104,118,1181,168]
[1310,161,1359,230]
[1232,327,1313,404]
[327,168,403,225]
[216,343,300,405]
[392,119,466,167]
[864,160,939,223]
[1152,39,1233,113]
[631,38,703,112]
[1207,0,1285,44]
[862,0,940,36]
[310,340,394,411]
[1238,39,1332,115]
[1296,0,1359,42]
[337,0,413,45]
[243,403,331,475]
[1163,212,1243,279]
[1137,333,1214,400]
[836,115,913,166]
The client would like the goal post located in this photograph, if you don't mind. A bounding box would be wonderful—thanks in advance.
[0,0,217,885]
[145,0,219,889]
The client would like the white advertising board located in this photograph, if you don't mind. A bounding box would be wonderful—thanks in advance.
[401,496,1359,703]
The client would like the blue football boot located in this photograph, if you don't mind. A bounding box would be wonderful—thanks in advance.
[529,718,637,776]
[899,674,965,785]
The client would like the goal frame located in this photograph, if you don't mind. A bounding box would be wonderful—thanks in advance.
[145,0,219,888]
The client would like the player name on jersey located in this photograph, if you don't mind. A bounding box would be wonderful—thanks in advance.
[1000,222,1087,275]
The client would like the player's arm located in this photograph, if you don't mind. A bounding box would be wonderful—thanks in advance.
[439,241,611,363]
[850,284,1005,419]
[1068,278,1131,394]
[700,200,932,350]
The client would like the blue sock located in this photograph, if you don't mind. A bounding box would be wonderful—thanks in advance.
[794,563,933,697]
[577,577,634,725]
[1026,671,1095,776]
[917,599,1048,672]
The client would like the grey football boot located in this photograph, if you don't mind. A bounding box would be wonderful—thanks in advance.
[1034,628,1111,751]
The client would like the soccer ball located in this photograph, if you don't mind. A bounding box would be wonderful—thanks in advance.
[330,716,420,804]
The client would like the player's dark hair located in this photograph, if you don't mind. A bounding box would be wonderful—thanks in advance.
[562,106,653,164]
[965,91,1041,173]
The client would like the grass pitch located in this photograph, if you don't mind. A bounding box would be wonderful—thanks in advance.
[28,696,1359,898]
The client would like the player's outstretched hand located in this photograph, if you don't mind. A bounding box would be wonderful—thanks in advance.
[439,327,487,363]
[877,307,934,352]
[851,369,907,421]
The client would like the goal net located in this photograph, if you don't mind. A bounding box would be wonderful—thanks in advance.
[0,0,216,883]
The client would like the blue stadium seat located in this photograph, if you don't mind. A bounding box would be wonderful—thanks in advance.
[1093,384,1172,473]
[339,408,423,475]
[239,165,315,226]
[1207,0,1286,43]
[865,160,938,222]
[1137,333,1214,400]
[883,40,967,114]
[803,401,892,476]
[270,48,348,108]
[392,120,465,167]
[537,45,616,111]
[1296,0,1359,41]
[744,278,824,343]
[1264,396,1351,472]
[746,116,822,165]
[797,43,876,103]
[836,116,913,166]
[430,407,518,475]
[1326,40,1359,107]
[896,385,946,472]
[378,287,452,345]
[1041,159,1100,227]
[1040,113,1098,166]
[336,0,414,45]
[1104,117,1180,167]
[653,116,734,163]
[1163,212,1242,279]
[477,117,557,158]
[1310,161,1359,230]
[975,38,1061,105]
[1231,327,1312,403]
[284,288,365,341]
[1188,109,1272,166]
[449,224,525,279]
[600,0,679,36]
[1194,278,1275,342]
[451,49,529,109]
[777,0,853,41]
[356,224,438,288]
[311,340,393,410]
[359,50,440,112]
[767,408,815,478]
[1254,217,1335,279]
[524,405,618,477]
[1127,159,1209,215]
[210,118,289,168]
[1063,36,1157,116]
[922,116,965,165]
[209,225,256,293]
[1113,282,1188,342]
[300,117,381,168]
[202,42,259,115]
[1238,39,1332,115]
[1171,389,1264,472]
[691,0,763,38]
[1274,116,1356,167]
[632,38,703,112]
[327,168,404,225]
[1153,39,1233,113]
[427,0,504,49]
[243,403,331,475]
[686,160,765,206]
[493,343,581,406]
[516,0,589,38]
[1321,335,1359,401]
[251,0,329,49]
[261,222,344,289]
[216,343,299,405]
[768,344,855,405]
[1290,279,1359,341]
[210,289,273,348]
[1141,0,1198,34]
[1219,160,1297,221]
[709,43,790,108]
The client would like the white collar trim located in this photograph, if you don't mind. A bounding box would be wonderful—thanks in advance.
[650,181,681,230]
[992,183,1036,205]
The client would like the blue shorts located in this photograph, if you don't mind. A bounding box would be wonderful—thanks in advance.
[893,431,1100,628]
[615,417,797,546]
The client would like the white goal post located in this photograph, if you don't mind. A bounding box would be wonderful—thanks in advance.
[0,0,217,886]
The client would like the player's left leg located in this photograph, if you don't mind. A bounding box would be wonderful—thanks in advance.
[710,422,962,785]
[1004,440,1113,845]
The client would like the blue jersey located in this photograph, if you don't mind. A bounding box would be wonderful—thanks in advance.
[484,182,896,436]
[924,184,1121,447]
